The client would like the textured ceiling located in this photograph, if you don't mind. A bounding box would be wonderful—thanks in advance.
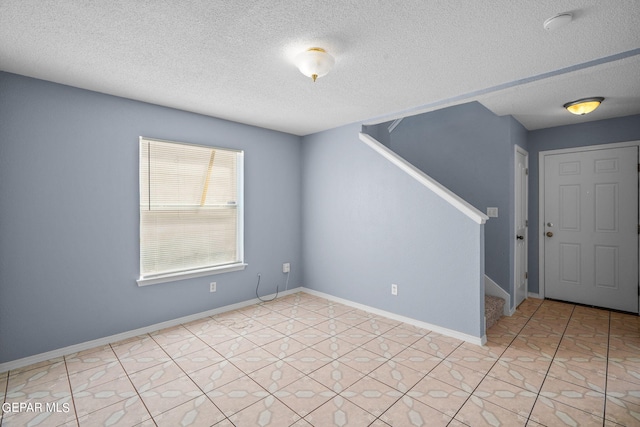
[1,1,639,135]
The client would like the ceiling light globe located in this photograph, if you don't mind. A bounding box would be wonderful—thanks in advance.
[563,97,604,115]
[294,48,335,82]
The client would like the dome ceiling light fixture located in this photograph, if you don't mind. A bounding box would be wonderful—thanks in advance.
[563,97,605,115]
[293,47,335,82]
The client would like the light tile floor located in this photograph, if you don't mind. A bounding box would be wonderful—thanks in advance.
[1,293,639,426]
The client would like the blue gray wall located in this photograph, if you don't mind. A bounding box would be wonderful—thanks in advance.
[362,122,392,147]
[366,103,527,308]
[5,69,633,364]
[0,72,303,363]
[526,114,640,294]
[302,124,485,338]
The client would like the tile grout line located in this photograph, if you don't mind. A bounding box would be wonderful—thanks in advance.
[261,300,360,425]
[445,312,527,426]
[416,339,466,426]
[181,311,283,424]
[225,313,317,424]
[360,326,434,426]
[272,303,428,424]
[601,311,611,427]
[1,369,8,425]
[62,356,80,426]
[338,309,526,425]
[190,299,349,424]
[525,303,577,426]
[148,329,219,424]
[151,308,284,424]
[360,320,490,426]
[313,318,406,424]
[519,300,556,426]
[439,301,542,425]
[202,306,301,423]
[295,313,388,424]
[109,339,159,426]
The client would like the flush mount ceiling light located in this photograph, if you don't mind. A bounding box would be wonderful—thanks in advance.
[563,97,605,115]
[543,13,573,31]
[293,47,335,82]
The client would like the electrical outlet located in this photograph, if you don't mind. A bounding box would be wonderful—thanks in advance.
[487,207,499,218]
[283,263,290,273]
[391,284,398,296]
[210,282,216,292]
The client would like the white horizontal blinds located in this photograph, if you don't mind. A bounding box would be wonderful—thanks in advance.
[140,138,240,278]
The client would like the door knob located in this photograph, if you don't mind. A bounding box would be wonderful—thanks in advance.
[546,231,553,237]
[516,235,524,240]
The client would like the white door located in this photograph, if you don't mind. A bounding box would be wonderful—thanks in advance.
[544,146,638,312]
[515,147,528,308]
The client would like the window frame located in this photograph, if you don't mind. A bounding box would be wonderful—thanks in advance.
[136,136,246,286]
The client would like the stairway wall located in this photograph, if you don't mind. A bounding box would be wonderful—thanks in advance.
[302,123,485,339]
[367,102,527,310]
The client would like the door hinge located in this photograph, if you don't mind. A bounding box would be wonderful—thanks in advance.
[638,224,640,234]
[525,168,529,175]
[525,220,528,227]
[525,272,528,279]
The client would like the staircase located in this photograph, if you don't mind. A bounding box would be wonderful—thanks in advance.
[485,295,504,330]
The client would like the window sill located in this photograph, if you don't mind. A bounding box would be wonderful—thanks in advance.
[137,263,248,287]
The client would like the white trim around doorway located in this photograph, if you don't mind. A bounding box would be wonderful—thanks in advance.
[514,145,529,311]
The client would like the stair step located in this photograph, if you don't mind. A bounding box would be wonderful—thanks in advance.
[485,295,505,331]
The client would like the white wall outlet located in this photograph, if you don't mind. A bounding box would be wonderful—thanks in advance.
[283,263,290,273]
[210,282,217,292]
[487,207,499,218]
[391,284,398,296]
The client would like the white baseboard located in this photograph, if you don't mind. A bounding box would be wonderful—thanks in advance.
[2,285,490,373]
[484,275,513,316]
[301,288,486,346]
[527,292,542,300]
[0,287,301,374]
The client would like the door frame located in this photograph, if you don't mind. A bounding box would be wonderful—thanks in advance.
[538,140,640,310]
[514,145,529,309]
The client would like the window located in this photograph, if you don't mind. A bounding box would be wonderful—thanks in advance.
[137,137,245,286]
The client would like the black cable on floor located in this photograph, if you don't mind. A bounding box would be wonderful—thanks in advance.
[255,272,290,302]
